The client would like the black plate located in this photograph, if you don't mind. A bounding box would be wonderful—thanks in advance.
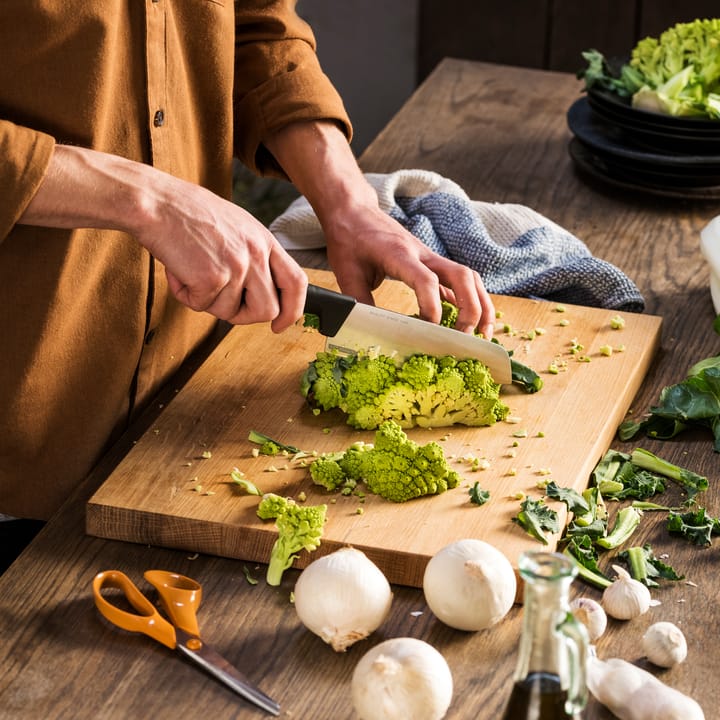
[568,138,720,201]
[567,97,720,171]
[586,95,720,153]
[587,87,720,133]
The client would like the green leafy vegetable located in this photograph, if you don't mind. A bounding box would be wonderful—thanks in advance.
[667,507,720,546]
[545,481,590,516]
[591,449,666,500]
[618,544,684,587]
[578,20,720,118]
[248,429,301,456]
[468,482,490,506]
[513,496,559,544]
[563,535,612,589]
[630,447,708,502]
[618,355,720,452]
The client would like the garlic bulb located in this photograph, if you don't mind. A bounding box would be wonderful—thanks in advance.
[569,597,607,641]
[586,653,704,720]
[642,622,688,667]
[351,637,453,720]
[293,547,392,652]
[602,565,652,620]
[422,539,516,631]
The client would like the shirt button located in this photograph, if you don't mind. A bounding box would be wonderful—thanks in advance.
[153,109,165,127]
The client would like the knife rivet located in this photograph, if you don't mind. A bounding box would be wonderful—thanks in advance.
[186,638,203,651]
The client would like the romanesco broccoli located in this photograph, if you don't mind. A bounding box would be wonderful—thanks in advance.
[301,350,508,430]
[256,493,327,585]
[309,420,461,502]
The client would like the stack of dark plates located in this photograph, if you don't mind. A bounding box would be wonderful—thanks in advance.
[567,88,720,199]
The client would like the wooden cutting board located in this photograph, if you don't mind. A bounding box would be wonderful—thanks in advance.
[87,269,662,590]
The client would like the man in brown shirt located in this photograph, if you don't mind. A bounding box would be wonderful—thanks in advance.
[0,1,495,547]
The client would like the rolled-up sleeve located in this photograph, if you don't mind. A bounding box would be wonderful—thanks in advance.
[0,120,55,242]
[233,1,352,175]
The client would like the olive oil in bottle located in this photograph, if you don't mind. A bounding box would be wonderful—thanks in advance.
[500,552,589,720]
[502,671,572,720]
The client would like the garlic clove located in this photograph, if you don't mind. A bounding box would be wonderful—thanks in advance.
[602,565,652,620]
[642,621,688,667]
[569,597,607,641]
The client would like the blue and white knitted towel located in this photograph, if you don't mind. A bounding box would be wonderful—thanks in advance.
[270,169,644,312]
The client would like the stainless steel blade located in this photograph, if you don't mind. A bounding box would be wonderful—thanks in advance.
[326,302,512,384]
[175,628,280,716]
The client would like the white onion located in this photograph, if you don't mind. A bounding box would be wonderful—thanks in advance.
[293,546,392,652]
[422,539,517,631]
[351,637,453,720]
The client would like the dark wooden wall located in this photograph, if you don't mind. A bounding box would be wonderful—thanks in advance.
[418,0,720,81]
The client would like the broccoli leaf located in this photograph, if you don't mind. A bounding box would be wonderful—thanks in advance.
[513,496,559,544]
[302,313,320,330]
[545,481,590,516]
[591,449,667,500]
[510,358,544,394]
[619,355,720,452]
[563,535,611,589]
[667,507,720,546]
[468,482,490,506]
[630,447,708,503]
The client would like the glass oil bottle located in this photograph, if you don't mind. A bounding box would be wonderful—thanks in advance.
[501,551,588,720]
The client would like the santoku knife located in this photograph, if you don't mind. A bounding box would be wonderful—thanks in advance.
[303,284,512,384]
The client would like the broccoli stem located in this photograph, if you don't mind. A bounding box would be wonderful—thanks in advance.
[624,545,648,584]
[266,547,297,587]
[630,448,708,497]
[562,547,612,589]
[595,506,642,549]
[248,429,301,454]
[631,501,671,511]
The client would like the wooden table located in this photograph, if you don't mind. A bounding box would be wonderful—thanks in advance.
[1,60,718,719]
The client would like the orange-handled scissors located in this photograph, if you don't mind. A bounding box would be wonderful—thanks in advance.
[93,570,280,716]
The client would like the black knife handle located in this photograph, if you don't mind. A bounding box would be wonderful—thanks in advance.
[303,284,356,337]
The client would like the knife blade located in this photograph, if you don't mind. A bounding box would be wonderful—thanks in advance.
[303,284,512,384]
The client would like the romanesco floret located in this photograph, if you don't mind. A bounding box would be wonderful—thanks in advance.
[301,350,508,430]
[256,492,291,519]
[256,493,327,585]
[309,420,461,503]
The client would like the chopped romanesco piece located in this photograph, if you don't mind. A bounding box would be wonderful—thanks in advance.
[309,420,461,503]
[256,493,327,586]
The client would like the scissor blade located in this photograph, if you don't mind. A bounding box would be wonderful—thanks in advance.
[175,628,280,716]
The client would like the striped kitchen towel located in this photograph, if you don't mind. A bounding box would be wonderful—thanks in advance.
[270,169,644,311]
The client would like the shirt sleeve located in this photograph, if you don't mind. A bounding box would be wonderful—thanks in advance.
[233,1,352,176]
[0,120,55,242]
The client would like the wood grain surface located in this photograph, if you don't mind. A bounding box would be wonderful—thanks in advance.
[2,61,718,720]
[87,270,662,591]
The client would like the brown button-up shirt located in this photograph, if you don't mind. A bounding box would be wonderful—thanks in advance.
[0,0,350,519]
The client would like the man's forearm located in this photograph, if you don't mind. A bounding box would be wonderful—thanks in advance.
[264,121,378,223]
[19,144,157,237]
